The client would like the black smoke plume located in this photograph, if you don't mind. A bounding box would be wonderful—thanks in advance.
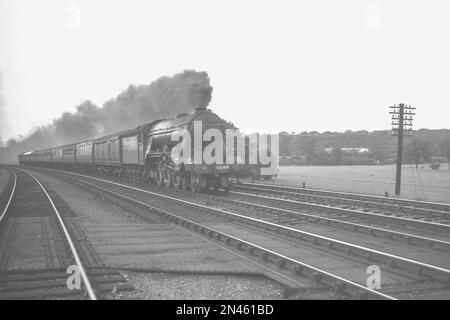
[0,70,213,162]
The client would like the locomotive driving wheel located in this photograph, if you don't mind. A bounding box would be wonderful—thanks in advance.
[163,169,172,188]
[190,173,200,193]
[172,172,182,190]
[155,168,164,187]
[181,176,190,191]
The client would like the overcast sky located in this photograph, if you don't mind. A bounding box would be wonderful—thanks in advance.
[1,0,449,141]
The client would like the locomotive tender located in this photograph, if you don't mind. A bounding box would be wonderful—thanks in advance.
[18,107,232,192]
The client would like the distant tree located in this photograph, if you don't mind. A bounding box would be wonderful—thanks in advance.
[405,139,431,168]
[371,145,386,163]
[331,147,343,164]
[440,139,450,170]
[279,131,292,156]
[303,138,317,164]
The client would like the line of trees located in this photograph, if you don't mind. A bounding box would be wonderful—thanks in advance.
[279,129,450,168]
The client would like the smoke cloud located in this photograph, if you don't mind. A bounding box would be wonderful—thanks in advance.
[0,70,213,163]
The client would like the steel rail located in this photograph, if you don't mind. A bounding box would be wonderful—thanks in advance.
[229,190,450,233]
[234,184,450,220]
[44,169,450,284]
[207,194,450,250]
[237,182,450,212]
[50,170,395,300]
[16,168,97,300]
[0,168,17,225]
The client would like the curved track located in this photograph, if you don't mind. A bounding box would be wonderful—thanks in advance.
[0,168,97,300]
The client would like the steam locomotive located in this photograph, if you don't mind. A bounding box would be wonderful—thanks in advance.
[18,107,232,192]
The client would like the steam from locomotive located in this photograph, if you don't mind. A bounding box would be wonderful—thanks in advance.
[1,70,213,162]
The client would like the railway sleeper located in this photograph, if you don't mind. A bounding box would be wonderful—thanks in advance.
[0,287,83,300]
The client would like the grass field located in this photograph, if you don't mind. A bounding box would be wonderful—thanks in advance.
[272,164,450,204]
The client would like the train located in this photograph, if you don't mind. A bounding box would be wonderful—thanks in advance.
[19,107,234,192]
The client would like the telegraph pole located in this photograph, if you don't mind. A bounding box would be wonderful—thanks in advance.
[390,104,415,195]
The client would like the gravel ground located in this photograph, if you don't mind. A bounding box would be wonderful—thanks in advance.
[112,272,284,300]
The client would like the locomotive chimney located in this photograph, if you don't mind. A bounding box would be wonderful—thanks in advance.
[194,106,207,112]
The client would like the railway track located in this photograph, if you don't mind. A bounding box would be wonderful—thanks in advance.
[59,169,450,254]
[27,167,450,299]
[218,190,450,248]
[234,182,450,223]
[229,183,450,239]
[86,176,450,255]
[0,168,131,300]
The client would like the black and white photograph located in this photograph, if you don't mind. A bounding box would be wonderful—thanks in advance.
[0,0,449,308]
